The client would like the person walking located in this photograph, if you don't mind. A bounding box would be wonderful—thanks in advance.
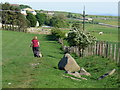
[30,36,40,57]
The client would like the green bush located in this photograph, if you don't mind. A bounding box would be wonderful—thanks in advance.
[51,28,65,39]
[50,16,69,28]
[67,30,96,56]
[72,22,82,30]
[36,13,47,26]
[26,13,37,27]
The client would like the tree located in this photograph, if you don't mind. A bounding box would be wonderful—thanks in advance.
[45,15,51,26]
[51,28,65,39]
[17,14,28,32]
[67,13,73,18]
[2,2,10,25]
[19,4,32,9]
[67,24,96,57]
[36,13,46,26]
[26,13,37,27]
[50,15,69,28]
[71,23,82,31]
[2,2,28,31]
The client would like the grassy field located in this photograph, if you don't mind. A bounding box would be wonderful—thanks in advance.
[85,24,118,33]
[62,23,118,42]
[2,30,119,88]
[93,19,118,26]
[65,17,118,42]
[85,24,118,42]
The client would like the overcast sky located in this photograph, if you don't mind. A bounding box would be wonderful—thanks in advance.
[1,0,119,16]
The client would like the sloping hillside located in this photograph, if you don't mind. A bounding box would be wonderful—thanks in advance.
[2,30,119,88]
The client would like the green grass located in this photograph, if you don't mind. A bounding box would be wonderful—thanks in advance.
[0,30,2,89]
[66,18,118,42]
[2,30,119,88]
[91,33,118,42]
[85,24,118,34]
[94,19,118,26]
[85,24,118,42]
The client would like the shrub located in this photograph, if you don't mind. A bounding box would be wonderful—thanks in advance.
[26,13,37,27]
[67,29,96,57]
[36,13,47,26]
[50,16,69,28]
[51,28,65,39]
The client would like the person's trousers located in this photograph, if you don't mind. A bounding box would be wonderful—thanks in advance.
[32,47,40,57]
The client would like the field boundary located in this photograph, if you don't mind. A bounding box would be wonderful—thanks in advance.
[59,39,120,63]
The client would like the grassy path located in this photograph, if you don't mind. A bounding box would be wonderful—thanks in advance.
[2,30,119,88]
[2,30,65,88]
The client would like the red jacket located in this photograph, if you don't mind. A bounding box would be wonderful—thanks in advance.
[32,39,39,47]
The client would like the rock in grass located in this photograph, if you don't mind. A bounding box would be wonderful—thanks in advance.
[63,75,81,81]
[65,71,87,80]
[58,53,80,72]
[97,69,116,80]
[80,67,91,76]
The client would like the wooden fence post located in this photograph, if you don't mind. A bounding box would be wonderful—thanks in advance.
[117,48,120,64]
[87,45,89,56]
[98,42,100,55]
[101,41,104,56]
[87,47,89,56]
[71,47,74,53]
[110,44,113,59]
[89,45,91,55]
[113,44,116,61]
[73,46,76,53]
[100,41,103,56]
[84,47,87,57]
[105,42,108,58]
[76,46,79,56]
[94,42,96,55]
[96,42,98,55]
[92,45,94,55]
[102,42,105,57]
[89,45,91,56]
[75,46,77,56]
[99,41,101,56]
[92,44,94,55]
[103,42,106,57]
[108,43,110,59]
